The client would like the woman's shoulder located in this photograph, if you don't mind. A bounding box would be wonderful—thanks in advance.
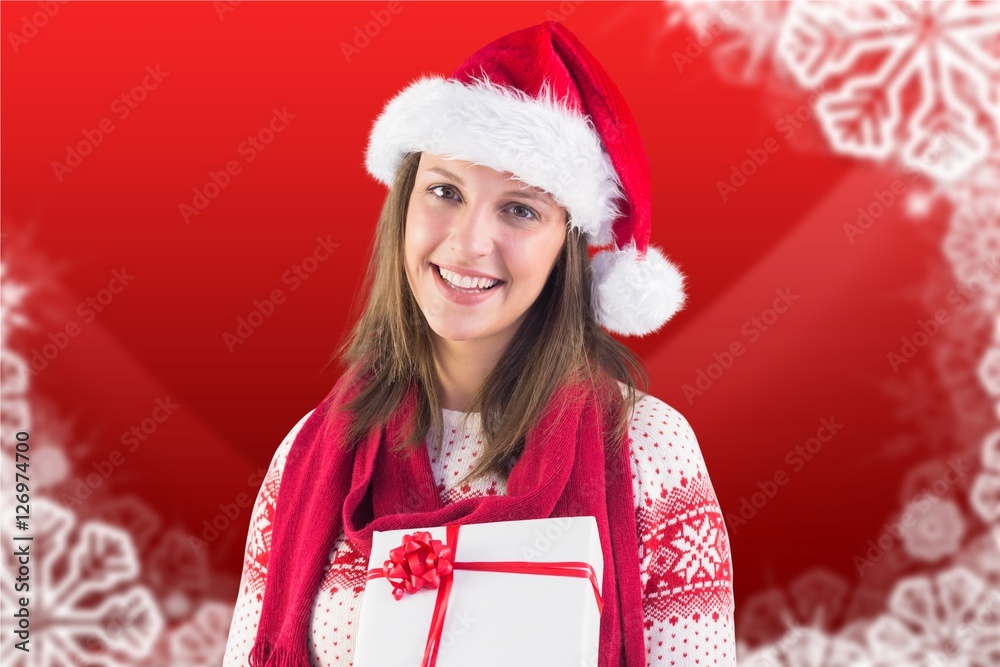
[615,381,716,500]
[614,380,699,444]
[265,408,318,479]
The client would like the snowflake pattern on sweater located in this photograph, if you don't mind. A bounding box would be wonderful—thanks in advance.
[223,392,735,666]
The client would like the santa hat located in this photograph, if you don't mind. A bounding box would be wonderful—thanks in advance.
[365,21,687,337]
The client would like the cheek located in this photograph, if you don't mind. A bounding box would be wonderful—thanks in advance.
[404,203,446,253]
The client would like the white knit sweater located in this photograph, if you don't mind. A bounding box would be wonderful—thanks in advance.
[224,391,735,666]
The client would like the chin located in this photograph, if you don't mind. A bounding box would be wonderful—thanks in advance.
[430,325,490,343]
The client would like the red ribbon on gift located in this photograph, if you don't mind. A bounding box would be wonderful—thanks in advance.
[364,524,603,667]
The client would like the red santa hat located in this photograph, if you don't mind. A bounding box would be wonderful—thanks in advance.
[365,21,687,337]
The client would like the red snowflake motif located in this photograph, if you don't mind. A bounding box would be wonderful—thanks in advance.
[635,474,734,623]
[243,473,281,599]
[321,535,370,597]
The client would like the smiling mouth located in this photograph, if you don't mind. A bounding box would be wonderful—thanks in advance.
[432,264,504,292]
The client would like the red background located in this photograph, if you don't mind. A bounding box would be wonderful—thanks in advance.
[2,0,985,630]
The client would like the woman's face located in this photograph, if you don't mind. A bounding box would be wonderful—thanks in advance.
[404,153,568,349]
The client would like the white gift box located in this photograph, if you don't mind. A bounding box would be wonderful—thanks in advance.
[353,516,604,667]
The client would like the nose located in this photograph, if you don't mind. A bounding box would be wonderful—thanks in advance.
[447,201,495,258]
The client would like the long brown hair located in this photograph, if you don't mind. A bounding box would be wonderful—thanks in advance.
[325,151,649,486]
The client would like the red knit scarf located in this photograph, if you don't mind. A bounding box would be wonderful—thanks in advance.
[248,370,646,667]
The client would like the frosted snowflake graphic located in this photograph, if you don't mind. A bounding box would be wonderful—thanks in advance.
[900,496,966,562]
[1,261,31,445]
[736,568,854,650]
[669,0,789,85]
[0,498,164,666]
[146,528,211,620]
[777,1,1000,183]
[167,600,233,666]
[0,260,32,347]
[865,566,1000,666]
[971,428,1000,524]
[954,530,1000,587]
[943,202,1000,313]
[1,350,31,447]
[787,568,850,631]
[905,186,939,218]
[94,495,164,554]
[671,515,722,581]
[945,149,1000,213]
[736,625,876,667]
[981,345,1000,399]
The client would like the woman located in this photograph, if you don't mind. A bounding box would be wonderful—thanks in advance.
[224,21,735,667]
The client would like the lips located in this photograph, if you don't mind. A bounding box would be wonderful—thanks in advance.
[430,263,505,305]
[432,264,504,291]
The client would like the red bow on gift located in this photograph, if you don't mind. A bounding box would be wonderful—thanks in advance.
[382,531,454,601]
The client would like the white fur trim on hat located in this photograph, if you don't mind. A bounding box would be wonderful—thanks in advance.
[365,75,623,246]
[590,242,687,337]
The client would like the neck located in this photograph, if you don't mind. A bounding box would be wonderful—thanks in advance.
[431,332,510,412]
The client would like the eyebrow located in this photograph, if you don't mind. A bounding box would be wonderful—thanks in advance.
[423,166,555,205]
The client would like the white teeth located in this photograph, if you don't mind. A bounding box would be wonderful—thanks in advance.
[438,266,499,290]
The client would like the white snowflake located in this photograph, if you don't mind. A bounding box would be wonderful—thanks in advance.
[777,1,1000,183]
[0,350,31,447]
[865,566,1000,666]
[0,262,32,447]
[954,530,1000,588]
[0,498,164,666]
[735,625,877,667]
[145,528,211,617]
[969,472,1000,523]
[980,346,1000,399]
[787,567,850,633]
[168,600,233,666]
[93,496,164,554]
[971,429,1000,524]
[943,202,1000,313]
[900,496,966,562]
[0,260,32,347]
[905,186,939,218]
[945,149,1000,213]
[31,444,71,489]
[670,0,790,85]
[670,515,722,581]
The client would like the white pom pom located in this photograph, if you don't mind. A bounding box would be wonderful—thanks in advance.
[591,242,687,337]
